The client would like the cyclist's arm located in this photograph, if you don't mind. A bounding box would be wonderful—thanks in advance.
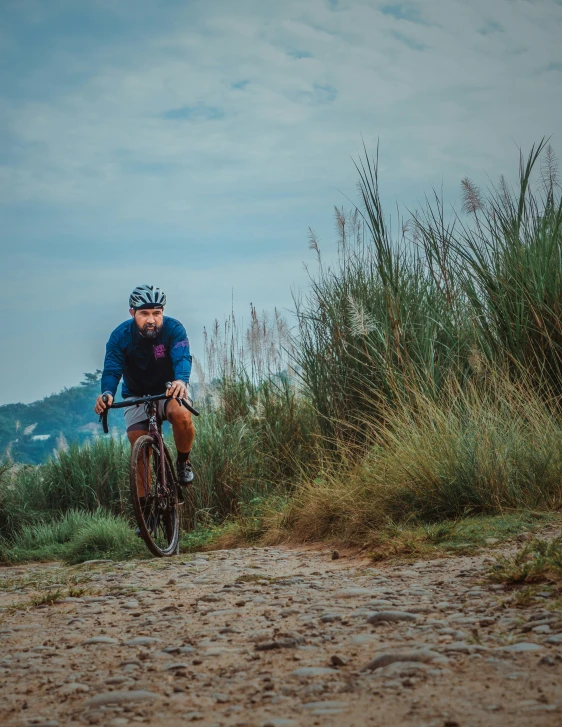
[100,331,125,398]
[169,323,192,387]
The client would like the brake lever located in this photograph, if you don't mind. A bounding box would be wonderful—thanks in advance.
[180,398,200,417]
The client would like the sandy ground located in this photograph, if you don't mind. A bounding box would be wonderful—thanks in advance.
[1,533,561,727]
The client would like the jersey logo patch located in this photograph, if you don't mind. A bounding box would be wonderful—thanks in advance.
[153,344,167,360]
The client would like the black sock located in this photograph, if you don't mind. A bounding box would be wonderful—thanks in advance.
[177,450,191,463]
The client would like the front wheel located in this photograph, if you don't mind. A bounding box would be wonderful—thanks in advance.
[130,435,180,557]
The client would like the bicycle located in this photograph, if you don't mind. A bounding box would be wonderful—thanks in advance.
[99,384,200,557]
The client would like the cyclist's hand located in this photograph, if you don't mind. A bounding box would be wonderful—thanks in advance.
[94,393,113,415]
[167,380,188,400]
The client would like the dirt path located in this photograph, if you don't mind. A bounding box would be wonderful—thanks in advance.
[1,538,561,727]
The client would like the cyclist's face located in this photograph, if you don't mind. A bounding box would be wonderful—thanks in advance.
[131,308,164,338]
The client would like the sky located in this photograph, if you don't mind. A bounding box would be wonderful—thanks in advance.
[1,0,561,404]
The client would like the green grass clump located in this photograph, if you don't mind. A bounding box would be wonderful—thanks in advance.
[63,515,144,564]
[365,512,555,561]
[489,536,562,585]
[5,509,144,564]
[178,522,235,552]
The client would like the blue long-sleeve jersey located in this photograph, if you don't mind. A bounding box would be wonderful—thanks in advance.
[101,317,192,398]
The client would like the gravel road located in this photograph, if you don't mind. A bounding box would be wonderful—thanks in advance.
[1,538,561,727]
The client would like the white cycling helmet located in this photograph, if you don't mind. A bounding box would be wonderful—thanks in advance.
[129,284,167,310]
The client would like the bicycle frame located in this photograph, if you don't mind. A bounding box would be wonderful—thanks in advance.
[144,400,167,499]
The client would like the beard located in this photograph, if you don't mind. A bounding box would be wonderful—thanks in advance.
[138,322,162,339]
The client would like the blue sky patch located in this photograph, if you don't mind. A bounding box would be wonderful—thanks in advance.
[390,30,428,51]
[288,50,313,59]
[162,105,225,121]
[478,20,504,36]
[381,3,425,24]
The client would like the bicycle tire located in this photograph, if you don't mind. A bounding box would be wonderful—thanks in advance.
[130,435,180,557]
[163,442,183,554]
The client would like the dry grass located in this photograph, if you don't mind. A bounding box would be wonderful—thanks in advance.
[274,371,562,546]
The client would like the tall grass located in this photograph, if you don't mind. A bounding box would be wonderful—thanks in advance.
[296,141,562,441]
[0,437,130,541]
[191,306,320,519]
[451,141,562,391]
[297,169,472,442]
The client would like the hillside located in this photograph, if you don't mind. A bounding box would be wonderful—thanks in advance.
[0,372,125,464]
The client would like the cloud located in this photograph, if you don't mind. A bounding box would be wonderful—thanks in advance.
[291,83,338,104]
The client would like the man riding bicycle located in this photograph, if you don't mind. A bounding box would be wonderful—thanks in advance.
[94,285,195,487]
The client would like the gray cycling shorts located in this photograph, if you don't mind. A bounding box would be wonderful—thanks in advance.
[123,399,169,432]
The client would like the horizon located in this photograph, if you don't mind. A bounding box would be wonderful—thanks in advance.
[1,0,561,405]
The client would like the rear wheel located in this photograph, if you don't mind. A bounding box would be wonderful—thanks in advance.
[130,435,179,557]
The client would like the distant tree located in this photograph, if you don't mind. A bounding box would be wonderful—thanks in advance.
[81,370,102,386]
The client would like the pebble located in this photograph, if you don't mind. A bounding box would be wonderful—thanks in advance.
[366,611,418,624]
[85,690,161,707]
[125,637,162,646]
[105,676,132,684]
[363,649,444,671]
[83,636,119,645]
[443,642,472,654]
[302,700,348,711]
[291,667,337,677]
[255,637,303,651]
[58,682,90,695]
[164,662,192,670]
[498,642,545,653]
[335,588,372,598]
[330,655,347,666]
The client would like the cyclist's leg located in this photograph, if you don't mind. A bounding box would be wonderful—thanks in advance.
[127,426,150,497]
[165,398,195,456]
[124,405,151,497]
